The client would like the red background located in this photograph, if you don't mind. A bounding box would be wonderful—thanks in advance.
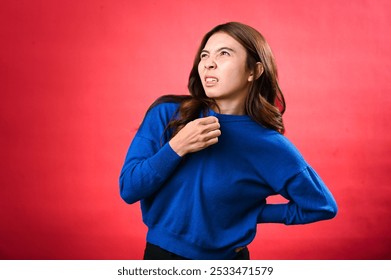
[1,0,390,259]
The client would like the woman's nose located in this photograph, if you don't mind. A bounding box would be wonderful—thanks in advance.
[204,59,216,69]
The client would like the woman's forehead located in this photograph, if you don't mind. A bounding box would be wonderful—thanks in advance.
[203,32,245,53]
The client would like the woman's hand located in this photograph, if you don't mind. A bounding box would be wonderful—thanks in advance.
[169,116,221,157]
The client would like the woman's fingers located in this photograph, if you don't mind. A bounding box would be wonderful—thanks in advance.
[169,116,221,156]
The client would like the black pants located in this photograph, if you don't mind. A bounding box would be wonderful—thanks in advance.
[143,242,250,260]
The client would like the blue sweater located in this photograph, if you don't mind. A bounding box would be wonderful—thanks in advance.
[119,102,338,259]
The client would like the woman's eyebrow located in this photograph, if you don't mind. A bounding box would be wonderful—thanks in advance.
[201,47,236,53]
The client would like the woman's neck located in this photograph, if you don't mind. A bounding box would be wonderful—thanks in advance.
[212,100,246,115]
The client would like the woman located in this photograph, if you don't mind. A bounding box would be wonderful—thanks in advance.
[119,22,338,260]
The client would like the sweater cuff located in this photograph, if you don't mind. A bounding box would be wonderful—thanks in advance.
[148,142,182,178]
[258,204,287,223]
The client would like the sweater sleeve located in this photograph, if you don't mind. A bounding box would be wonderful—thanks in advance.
[258,166,338,224]
[119,103,182,204]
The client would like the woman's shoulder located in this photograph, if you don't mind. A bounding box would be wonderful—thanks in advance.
[148,101,180,114]
[136,97,184,138]
[146,95,187,117]
[253,128,307,166]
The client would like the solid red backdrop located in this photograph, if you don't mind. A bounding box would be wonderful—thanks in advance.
[0,0,390,259]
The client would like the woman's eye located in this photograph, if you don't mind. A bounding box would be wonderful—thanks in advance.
[200,53,208,59]
[221,51,230,56]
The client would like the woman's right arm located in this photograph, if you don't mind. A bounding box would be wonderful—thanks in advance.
[119,103,221,204]
[119,103,182,204]
[119,135,182,204]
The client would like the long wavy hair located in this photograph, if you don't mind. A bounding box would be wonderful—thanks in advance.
[150,22,286,135]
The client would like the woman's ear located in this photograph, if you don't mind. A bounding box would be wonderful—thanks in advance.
[248,62,264,82]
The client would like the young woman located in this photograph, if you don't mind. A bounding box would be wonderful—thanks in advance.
[119,22,338,260]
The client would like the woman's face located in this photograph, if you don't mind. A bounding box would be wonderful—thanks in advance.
[198,32,254,112]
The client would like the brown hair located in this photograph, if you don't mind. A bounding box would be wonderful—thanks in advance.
[150,22,286,134]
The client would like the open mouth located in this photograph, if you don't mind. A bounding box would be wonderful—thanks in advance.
[205,76,219,85]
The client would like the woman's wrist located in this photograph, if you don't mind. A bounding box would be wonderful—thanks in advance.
[169,138,187,157]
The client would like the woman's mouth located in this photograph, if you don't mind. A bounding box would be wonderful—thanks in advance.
[205,76,218,85]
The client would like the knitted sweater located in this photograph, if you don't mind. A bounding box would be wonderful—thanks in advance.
[119,101,338,259]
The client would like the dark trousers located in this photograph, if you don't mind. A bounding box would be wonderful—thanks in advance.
[143,242,250,260]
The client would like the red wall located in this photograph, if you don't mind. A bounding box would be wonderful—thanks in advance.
[1,0,390,259]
